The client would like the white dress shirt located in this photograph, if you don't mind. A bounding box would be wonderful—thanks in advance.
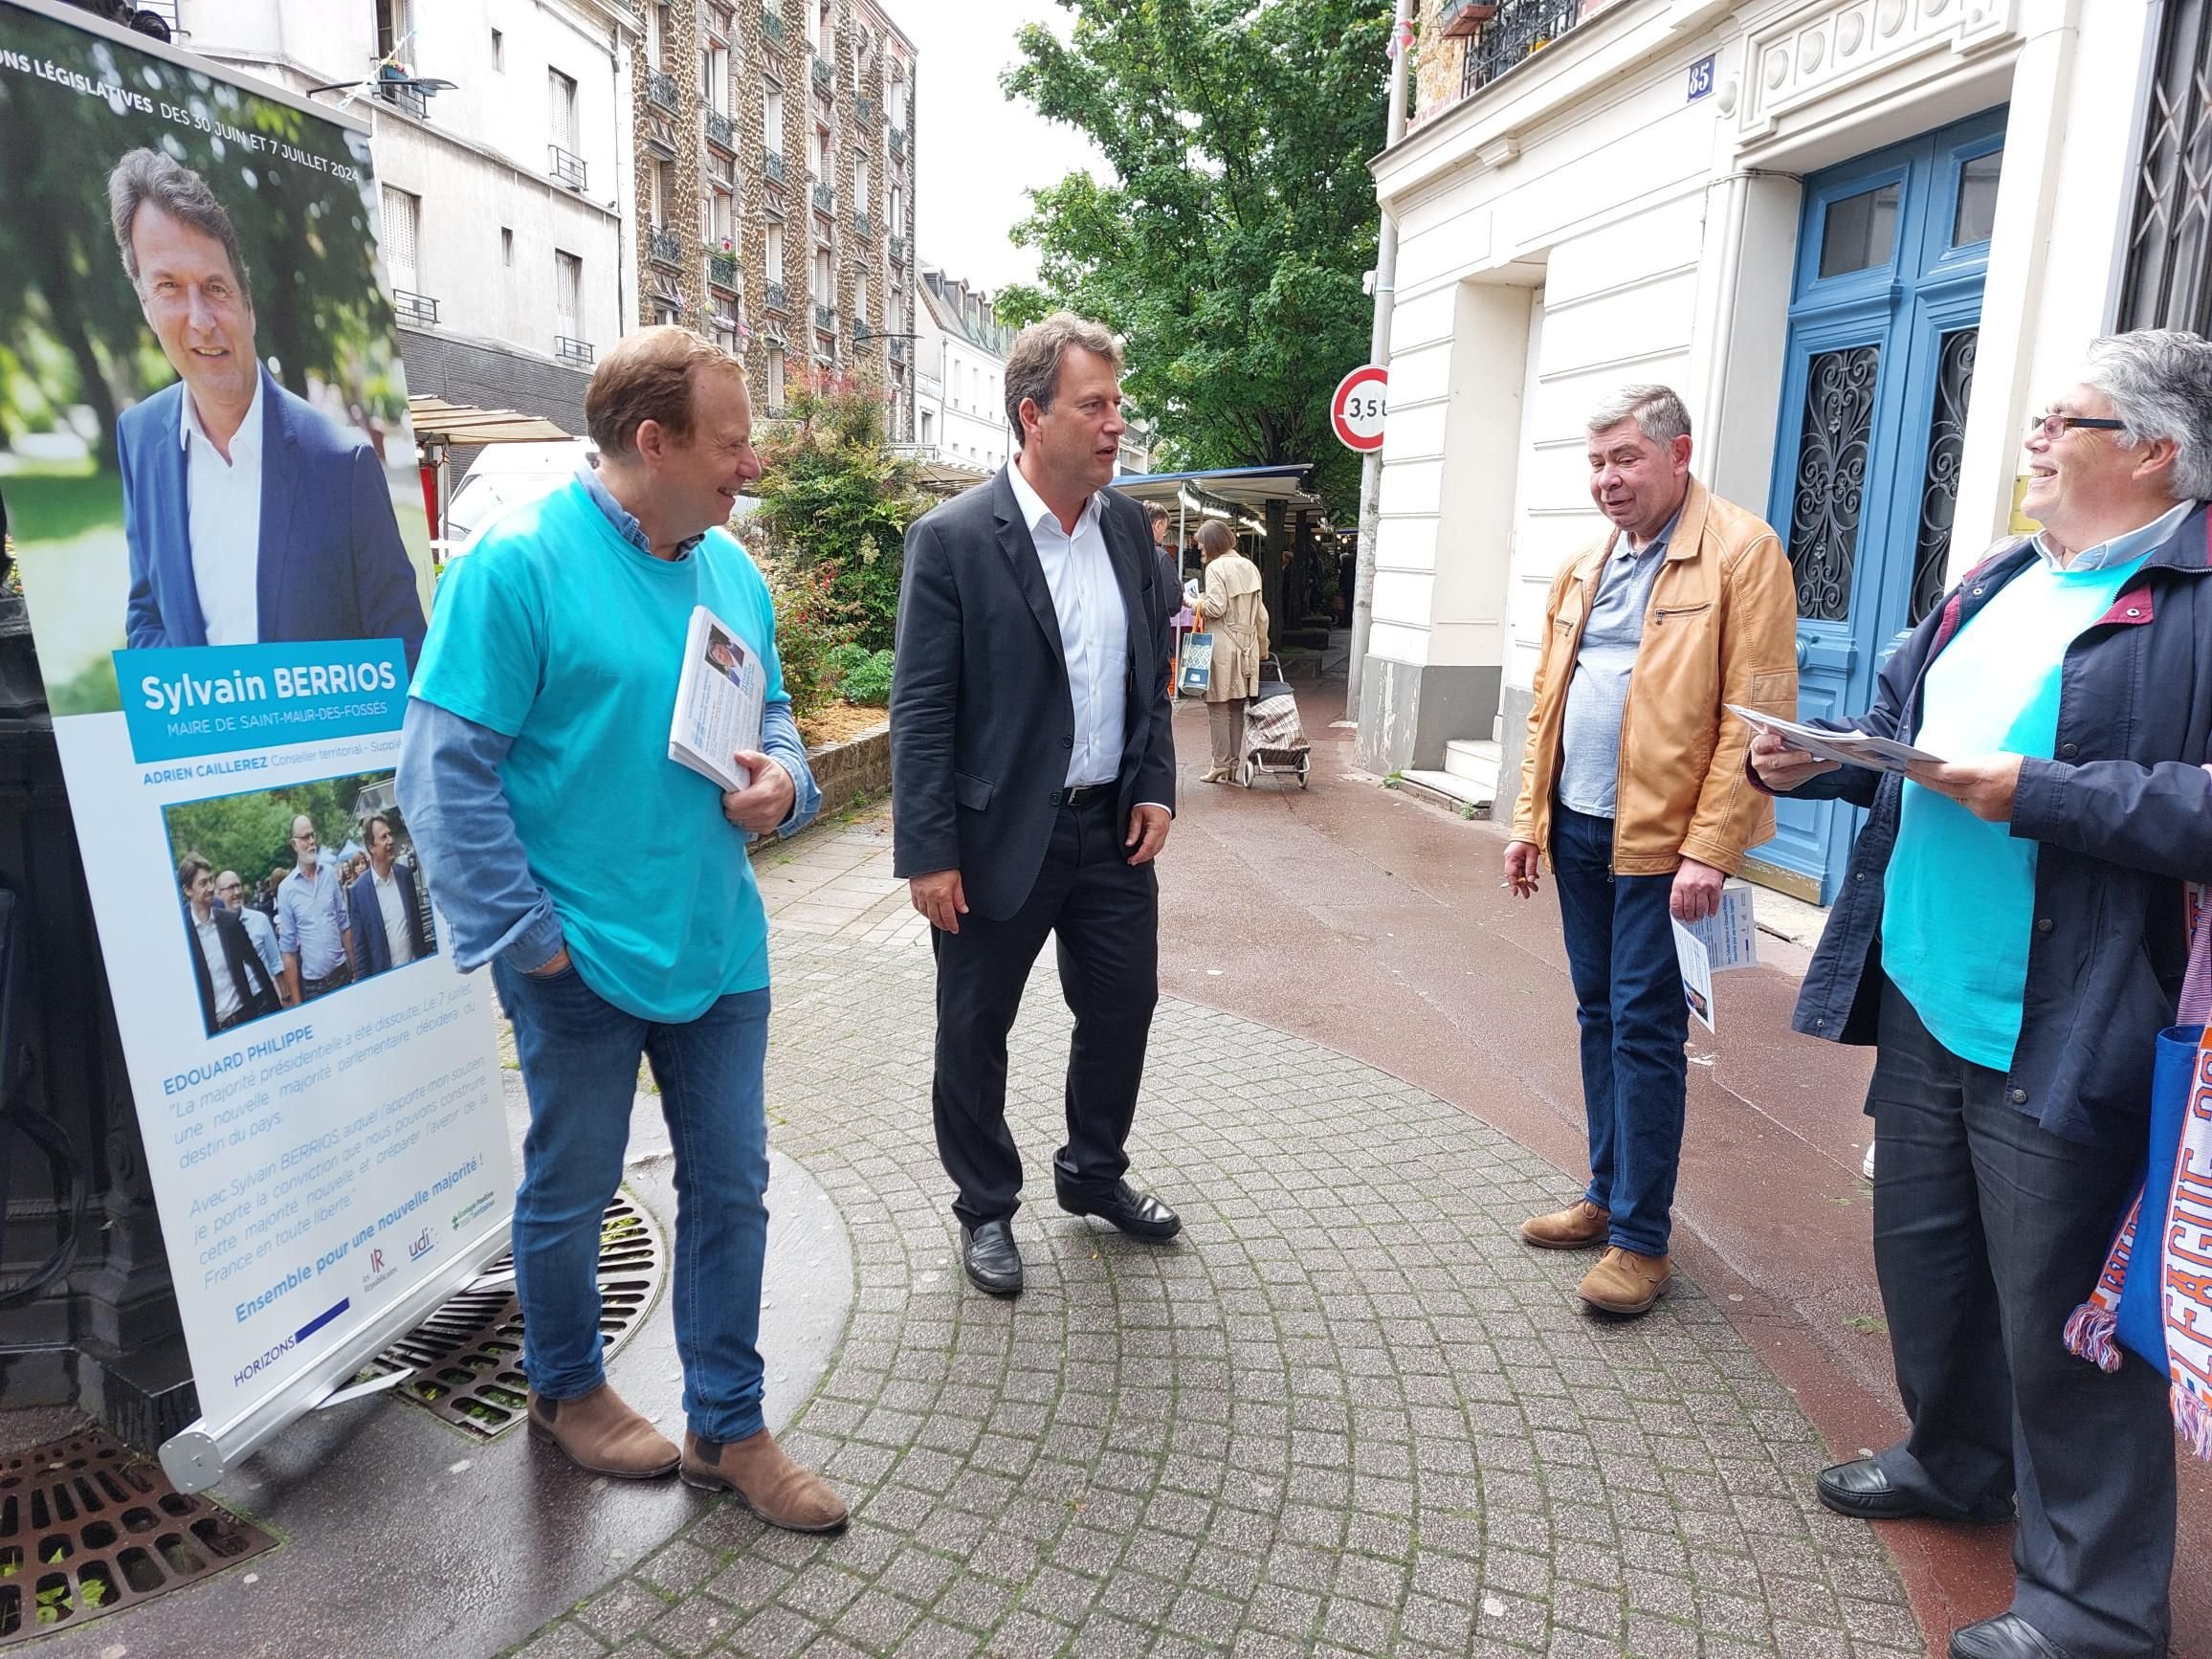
[192,908,242,1025]
[1008,464,1130,788]
[181,372,265,646]
[372,865,418,968]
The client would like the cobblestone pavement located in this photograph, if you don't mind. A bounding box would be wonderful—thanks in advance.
[508,808,1919,1659]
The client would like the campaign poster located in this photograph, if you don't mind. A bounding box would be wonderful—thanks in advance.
[0,0,513,1454]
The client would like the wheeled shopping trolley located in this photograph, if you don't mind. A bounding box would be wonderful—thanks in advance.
[1239,657,1309,788]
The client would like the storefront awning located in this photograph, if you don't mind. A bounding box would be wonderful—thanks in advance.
[408,396,571,446]
[1110,464,1328,519]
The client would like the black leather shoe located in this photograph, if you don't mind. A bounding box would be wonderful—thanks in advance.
[961,1220,1023,1296]
[1816,1457,1926,1519]
[1816,1457,2013,1523]
[1948,1613,2071,1659]
[1056,1180,1182,1240]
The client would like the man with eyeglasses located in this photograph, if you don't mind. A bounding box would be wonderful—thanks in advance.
[214,868,287,1005]
[1753,329,2212,1659]
[276,814,355,1004]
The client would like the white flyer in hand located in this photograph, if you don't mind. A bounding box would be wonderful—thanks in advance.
[1686,878,1759,972]
[1726,705,1944,776]
[1673,920,1717,1034]
[669,605,765,793]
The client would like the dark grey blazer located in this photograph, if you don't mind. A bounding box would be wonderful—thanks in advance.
[890,467,1176,919]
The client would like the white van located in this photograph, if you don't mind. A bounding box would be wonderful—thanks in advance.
[442,438,761,558]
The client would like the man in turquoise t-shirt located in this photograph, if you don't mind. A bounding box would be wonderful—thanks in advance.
[397,328,845,1532]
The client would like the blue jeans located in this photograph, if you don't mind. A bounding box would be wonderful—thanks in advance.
[496,958,772,1444]
[1549,803,1689,1256]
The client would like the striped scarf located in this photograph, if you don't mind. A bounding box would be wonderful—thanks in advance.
[2063,877,2212,1460]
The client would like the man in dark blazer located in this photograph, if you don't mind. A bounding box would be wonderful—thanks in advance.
[106,148,426,663]
[891,312,1178,1297]
[180,855,280,1036]
[346,813,432,978]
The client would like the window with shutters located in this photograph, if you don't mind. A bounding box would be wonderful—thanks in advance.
[381,186,420,292]
[549,69,579,151]
[555,251,582,334]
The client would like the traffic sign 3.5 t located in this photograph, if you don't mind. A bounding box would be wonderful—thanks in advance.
[1331,365,1388,453]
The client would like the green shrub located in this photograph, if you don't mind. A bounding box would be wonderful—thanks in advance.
[828,643,895,705]
[760,554,854,719]
[750,376,930,653]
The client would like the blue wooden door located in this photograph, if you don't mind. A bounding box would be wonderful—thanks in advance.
[1760,109,2006,902]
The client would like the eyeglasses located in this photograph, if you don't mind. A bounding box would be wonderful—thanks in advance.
[2025,412,2127,440]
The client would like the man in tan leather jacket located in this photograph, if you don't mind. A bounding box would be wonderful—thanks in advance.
[1504,385,1797,1315]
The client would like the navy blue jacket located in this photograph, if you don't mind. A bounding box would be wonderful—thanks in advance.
[346,860,432,979]
[1781,501,2212,1148]
[117,365,428,664]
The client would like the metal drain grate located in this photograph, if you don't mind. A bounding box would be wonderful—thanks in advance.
[0,1428,274,1646]
[360,1192,666,1439]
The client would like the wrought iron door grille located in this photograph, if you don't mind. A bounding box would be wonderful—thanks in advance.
[1912,329,1978,625]
[2118,0,2211,334]
[1786,345,1882,621]
[1460,0,1585,101]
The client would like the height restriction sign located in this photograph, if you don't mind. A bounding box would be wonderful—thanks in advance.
[1331,365,1388,453]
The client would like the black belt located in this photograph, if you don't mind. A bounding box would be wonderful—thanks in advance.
[1056,783,1114,807]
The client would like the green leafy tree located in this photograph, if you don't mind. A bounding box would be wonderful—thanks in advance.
[749,375,930,653]
[996,0,1389,520]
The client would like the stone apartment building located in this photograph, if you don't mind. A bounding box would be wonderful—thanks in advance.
[629,0,917,432]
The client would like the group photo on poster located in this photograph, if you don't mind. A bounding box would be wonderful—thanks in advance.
[166,769,439,1036]
[0,7,432,714]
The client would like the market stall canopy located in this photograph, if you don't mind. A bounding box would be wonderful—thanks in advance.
[892,445,993,498]
[407,396,571,446]
[1110,464,1328,521]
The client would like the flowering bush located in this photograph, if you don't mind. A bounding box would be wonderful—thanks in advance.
[759,553,854,719]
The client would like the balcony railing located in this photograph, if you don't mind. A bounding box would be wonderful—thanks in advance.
[812,181,835,213]
[763,148,786,184]
[853,210,873,238]
[889,233,907,263]
[889,125,905,158]
[709,251,740,290]
[548,143,586,190]
[555,334,594,366]
[1460,0,1583,100]
[647,69,679,112]
[765,281,790,314]
[815,302,835,330]
[649,226,684,266]
[375,78,429,121]
[811,55,832,91]
[391,287,438,325]
[855,93,874,123]
[761,3,785,43]
[888,337,906,364]
[705,108,735,149]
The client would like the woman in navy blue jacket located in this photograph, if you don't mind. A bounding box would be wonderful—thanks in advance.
[1754,330,2212,1659]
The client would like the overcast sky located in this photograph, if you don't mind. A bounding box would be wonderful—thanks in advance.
[898,1,1109,296]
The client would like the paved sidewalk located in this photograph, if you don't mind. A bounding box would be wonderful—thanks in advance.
[508,810,1920,1658]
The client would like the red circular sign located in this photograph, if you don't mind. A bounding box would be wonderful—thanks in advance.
[1331,365,1389,453]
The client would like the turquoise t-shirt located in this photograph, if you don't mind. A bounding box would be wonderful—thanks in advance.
[411,477,785,1023]
[1884,553,2149,1070]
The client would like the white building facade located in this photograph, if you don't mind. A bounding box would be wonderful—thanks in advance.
[181,0,637,436]
[916,266,1014,473]
[1364,0,2193,903]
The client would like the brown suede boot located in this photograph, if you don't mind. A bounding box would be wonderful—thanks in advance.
[1519,1199,1610,1250]
[1576,1247,1671,1315]
[527,1384,679,1478]
[682,1428,849,1533]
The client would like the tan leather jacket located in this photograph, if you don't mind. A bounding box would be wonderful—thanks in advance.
[1510,476,1799,876]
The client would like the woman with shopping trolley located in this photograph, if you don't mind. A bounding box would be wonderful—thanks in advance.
[1192,519,1269,785]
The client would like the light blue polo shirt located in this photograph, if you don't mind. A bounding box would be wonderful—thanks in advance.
[410,477,785,1023]
[1884,544,2157,1070]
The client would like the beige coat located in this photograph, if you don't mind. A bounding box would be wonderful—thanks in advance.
[1197,552,1269,701]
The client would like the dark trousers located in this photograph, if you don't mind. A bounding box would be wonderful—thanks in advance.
[931,789,1159,1228]
[1869,983,2174,1657]
[1550,803,1689,1255]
